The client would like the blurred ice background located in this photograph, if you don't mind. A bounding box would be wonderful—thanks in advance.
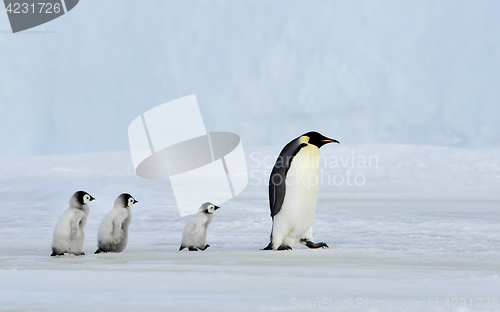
[1,0,499,156]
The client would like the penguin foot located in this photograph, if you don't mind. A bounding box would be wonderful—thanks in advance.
[301,239,329,249]
[277,245,292,251]
[262,242,273,250]
[94,249,107,254]
[179,245,185,251]
[50,251,64,256]
[188,247,199,251]
[75,252,85,256]
[201,244,210,251]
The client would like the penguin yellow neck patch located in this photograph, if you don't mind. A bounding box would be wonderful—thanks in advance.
[299,136,310,144]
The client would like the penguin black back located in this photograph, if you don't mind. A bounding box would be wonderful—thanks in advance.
[269,138,307,217]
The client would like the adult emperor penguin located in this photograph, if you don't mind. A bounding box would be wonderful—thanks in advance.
[263,131,339,250]
[95,193,138,254]
[51,191,95,256]
[179,202,220,251]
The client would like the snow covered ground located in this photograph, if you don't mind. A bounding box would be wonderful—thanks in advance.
[0,144,499,311]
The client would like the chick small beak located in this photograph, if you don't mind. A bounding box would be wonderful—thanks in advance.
[90,196,96,201]
[214,206,220,210]
[133,200,138,204]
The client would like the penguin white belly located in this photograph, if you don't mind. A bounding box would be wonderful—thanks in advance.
[181,213,212,249]
[186,228,207,248]
[273,145,320,246]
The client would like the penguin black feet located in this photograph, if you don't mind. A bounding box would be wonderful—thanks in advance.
[76,252,85,256]
[262,242,273,250]
[184,245,210,251]
[50,251,64,257]
[95,248,107,254]
[179,246,199,251]
[300,239,329,249]
[261,243,292,250]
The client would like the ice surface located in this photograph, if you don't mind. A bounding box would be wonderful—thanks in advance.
[0,145,499,311]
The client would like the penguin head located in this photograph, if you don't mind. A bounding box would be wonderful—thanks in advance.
[115,193,138,208]
[71,191,95,207]
[199,202,220,214]
[301,131,339,148]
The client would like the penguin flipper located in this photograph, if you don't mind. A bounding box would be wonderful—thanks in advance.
[190,219,205,235]
[269,142,307,217]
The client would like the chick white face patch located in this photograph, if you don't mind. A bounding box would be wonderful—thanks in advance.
[128,95,248,217]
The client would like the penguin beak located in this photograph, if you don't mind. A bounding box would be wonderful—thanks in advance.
[90,196,96,201]
[133,200,138,204]
[321,138,340,144]
[214,206,220,210]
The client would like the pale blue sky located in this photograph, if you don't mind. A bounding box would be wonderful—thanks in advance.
[1,0,499,156]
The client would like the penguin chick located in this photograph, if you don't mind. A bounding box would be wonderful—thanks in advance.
[51,191,95,256]
[95,193,138,254]
[263,131,339,251]
[179,202,220,251]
